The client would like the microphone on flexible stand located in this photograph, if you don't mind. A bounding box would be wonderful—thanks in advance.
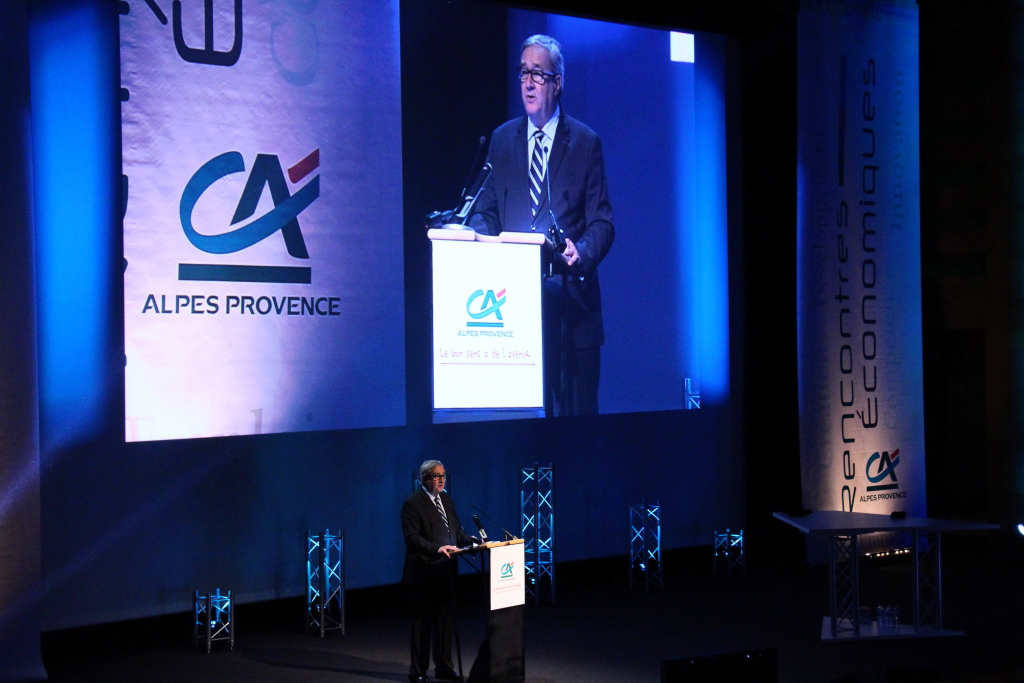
[471,515,490,543]
[454,162,492,225]
[544,145,565,252]
[458,136,487,203]
[424,135,489,229]
[471,505,519,541]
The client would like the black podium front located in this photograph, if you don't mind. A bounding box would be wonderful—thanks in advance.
[454,539,526,683]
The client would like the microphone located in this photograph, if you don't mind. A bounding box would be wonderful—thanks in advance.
[544,144,565,251]
[424,135,488,230]
[458,136,487,203]
[454,162,492,224]
[471,505,519,541]
[471,515,490,543]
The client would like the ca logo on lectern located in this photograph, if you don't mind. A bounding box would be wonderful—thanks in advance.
[466,288,506,328]
[500,562,514,578]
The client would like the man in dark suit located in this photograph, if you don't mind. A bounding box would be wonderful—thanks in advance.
[402,460,476,683]
[470,34,614,416]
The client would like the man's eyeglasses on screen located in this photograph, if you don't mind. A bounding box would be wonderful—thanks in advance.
[517,68,556,85]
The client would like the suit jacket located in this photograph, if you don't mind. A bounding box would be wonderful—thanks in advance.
[401,489,473,584]
[469,114,615,349]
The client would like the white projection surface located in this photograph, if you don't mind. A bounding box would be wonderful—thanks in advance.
[121,1,405,441]
[432,239,543,410]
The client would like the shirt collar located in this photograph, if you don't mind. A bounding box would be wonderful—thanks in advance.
[421,485,440,502]
[528,104,561,143]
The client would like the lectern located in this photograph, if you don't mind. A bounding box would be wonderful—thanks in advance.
[429,229,546,423]
[453,538,526,683]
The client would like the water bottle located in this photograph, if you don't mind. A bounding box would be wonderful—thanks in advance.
[893,605,900,630]
[877,604,886,630]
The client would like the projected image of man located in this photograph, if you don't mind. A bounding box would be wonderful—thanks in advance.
[470,34,614,416]
[401,460,476,683]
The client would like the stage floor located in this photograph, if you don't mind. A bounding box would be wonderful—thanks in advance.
[41,542,1024,683]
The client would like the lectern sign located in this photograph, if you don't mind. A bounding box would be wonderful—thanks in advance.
[431,239,543,409]
[489,542,526,611]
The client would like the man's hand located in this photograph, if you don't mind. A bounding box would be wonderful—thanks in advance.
[560,238,580,268]
[438,545,459,558]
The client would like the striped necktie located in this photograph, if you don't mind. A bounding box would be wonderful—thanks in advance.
[530,129,547,219]
[433,495,450,536]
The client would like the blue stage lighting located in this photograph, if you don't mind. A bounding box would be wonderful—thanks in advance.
[1017,523,1024,536]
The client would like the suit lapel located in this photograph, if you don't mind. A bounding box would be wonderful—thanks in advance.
[547,115,569,184]
[422,489,439,518]
[535,116,569,224]
[435,492,455,543]
[513,118,530,220]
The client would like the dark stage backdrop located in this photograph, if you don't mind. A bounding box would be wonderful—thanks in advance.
[0,0,46,677]
[18,0,799,633]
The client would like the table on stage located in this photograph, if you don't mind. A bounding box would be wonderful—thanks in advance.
[773,510,998,641]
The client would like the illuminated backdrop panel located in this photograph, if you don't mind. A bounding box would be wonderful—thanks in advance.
[797,0,925,519]
[121,0,405,441]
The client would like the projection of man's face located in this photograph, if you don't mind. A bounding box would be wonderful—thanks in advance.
[520,45,561,128]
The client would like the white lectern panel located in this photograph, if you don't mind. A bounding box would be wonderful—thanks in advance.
[489,542,526,611]
[432,240,543,409]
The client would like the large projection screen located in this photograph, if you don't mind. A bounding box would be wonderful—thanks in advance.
[121,0,406,441]
[120,0,732,439]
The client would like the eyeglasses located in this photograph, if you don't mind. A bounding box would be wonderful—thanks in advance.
[426,473,447,481]
[517,68,557,85]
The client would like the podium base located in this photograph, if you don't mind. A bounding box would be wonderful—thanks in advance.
[467,605,524,683]
[433,410,544,424]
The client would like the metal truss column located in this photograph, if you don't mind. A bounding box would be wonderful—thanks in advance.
[307,529,345,637]
[630,499,663,589]
[913,531,942,633]
[192,589,234,652]
[712,529,745,577]
[521,463,555,604]
[828,534,860,638]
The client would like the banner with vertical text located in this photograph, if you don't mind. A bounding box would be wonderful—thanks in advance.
[797,0,925,527]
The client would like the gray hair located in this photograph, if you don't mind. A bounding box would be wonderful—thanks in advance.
[418,459,444,481]
[521,34,564,81]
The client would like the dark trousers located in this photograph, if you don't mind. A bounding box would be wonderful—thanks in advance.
[408,579,456,680]
[542,275,601,416]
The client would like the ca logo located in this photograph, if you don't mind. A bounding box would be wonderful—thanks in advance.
[180,149,320,257]
[865,448,900,492]
[466,288,506,328]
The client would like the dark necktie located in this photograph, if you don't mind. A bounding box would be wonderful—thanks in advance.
[433,495,450,538]
[530,130,547,219]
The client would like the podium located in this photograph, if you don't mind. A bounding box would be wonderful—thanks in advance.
[452,538,526,683]
[429,229,546,422]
